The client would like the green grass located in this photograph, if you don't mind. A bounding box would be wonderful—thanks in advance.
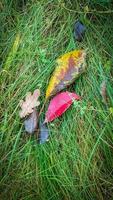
[0,0,113,199]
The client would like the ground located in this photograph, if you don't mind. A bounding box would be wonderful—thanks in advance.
[0,1,113,200]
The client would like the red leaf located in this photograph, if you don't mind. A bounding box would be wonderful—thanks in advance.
[44,92,81,123]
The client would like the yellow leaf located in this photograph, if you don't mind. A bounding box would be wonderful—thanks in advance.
[4,33,21,70]
[46,49,86,99]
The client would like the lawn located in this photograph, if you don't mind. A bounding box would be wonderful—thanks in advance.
[0,0,113,199]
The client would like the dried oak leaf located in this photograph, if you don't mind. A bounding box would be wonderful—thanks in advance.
[19,89,40,118]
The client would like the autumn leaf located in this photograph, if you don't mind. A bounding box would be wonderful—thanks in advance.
[74,21,86,42]
[100,80,107,104]
[19,89,40,118]
[46,50,86,99]
[39,121,49,144]
[44,91,81,123]
[4,33,21,71]
[24,108,38,134]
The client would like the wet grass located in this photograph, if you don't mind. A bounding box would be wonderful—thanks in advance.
[0,1,113,199]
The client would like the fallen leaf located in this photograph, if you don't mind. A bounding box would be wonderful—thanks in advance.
[24,109,38,134]
[4,33,21,70]
[100,81,107,103]
[39,121,49,144]
[46,50,86,99]
[19,89,40,118]
[74,21,86,42]
[44,91,81,123]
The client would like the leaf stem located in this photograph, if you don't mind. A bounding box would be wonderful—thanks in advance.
[38,99,47,117]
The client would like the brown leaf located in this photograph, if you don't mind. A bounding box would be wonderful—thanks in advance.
[19,89,40,118]
[100,81,107,103]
